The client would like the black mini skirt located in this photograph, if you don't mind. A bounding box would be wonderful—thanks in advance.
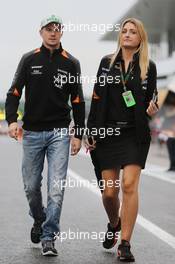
[95,127,150,171]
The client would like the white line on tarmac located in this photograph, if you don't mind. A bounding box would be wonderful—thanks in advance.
[78,149,175,184]
[142,164,175,184]
[68,168,175,250]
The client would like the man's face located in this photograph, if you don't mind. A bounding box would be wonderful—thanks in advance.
[40,23,63,48]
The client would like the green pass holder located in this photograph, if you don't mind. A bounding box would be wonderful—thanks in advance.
[120,62,136,108]
[122,90,136,107]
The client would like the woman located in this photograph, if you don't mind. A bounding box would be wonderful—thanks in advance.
[86,18,158,262]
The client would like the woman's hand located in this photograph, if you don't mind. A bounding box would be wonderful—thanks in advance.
[146,100,159,117]
[84,136,96,151]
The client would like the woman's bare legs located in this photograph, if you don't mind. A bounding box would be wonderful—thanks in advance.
[102,168,120,227]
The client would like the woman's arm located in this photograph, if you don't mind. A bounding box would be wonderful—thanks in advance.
[87,58,105,132]
[145,60,159,117]
[146,61,158,105]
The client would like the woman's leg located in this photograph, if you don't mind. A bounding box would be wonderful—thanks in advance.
[120,164,141,241]
[102,168,120,227]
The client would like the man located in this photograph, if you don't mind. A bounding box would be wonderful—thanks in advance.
[167,137,175,171]
[5,15,85,256]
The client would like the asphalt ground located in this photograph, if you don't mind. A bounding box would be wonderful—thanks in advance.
[0,136,175,264]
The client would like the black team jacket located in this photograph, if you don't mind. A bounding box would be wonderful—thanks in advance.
[5,43,85,139]
[87,50,158,143]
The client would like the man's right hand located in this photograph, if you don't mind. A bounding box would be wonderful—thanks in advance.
[9,122,20,140]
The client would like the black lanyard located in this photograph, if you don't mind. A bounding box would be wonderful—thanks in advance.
[119,62,134,92]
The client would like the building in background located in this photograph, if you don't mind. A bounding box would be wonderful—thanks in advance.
[100,0,175,137]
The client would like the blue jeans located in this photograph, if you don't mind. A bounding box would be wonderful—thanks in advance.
[22,129,70,241]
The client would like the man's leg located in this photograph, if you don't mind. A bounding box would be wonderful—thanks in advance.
[41,129,70,242]
[170,138,175,169]
[22,131,46,222]
[167,138,174,170]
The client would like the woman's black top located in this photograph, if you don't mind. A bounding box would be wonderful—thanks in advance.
[106,54,135,127]
[87,50,158,143]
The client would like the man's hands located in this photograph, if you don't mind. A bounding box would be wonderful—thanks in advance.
[71,137,82,156]
[146,100,159,117]
[8,122,20,140]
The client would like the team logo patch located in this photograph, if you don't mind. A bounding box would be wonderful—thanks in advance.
[30,65,43,75]
[53,68,68,89]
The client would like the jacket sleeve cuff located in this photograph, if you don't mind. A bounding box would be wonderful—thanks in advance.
[6,117,18,126]
[73,125,85,140]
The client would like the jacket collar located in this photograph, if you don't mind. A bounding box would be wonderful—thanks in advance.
[40,42,63,56]
[115,48,139,63]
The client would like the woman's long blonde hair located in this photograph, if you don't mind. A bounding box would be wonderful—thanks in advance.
[110,18,149,80]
